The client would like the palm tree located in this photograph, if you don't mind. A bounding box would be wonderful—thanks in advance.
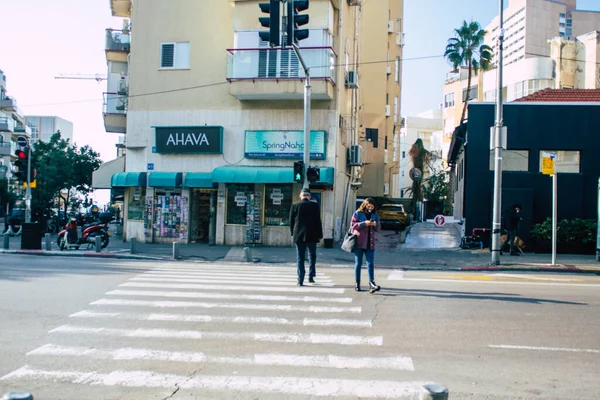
[444,20,494,122]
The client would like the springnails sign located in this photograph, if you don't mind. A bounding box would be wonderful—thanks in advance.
[244,130,326,159]
[155,126,223,154]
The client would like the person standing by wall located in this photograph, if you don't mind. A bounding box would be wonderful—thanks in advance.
[289,188,323,286]
[351,198,382,293]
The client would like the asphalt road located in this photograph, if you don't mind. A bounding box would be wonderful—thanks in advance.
[0,255,598,399]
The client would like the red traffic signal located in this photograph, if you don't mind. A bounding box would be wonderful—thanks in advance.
[15,149,27,160]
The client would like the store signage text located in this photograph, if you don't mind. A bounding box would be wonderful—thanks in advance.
[245,130,326,159]
[155,126,223,154]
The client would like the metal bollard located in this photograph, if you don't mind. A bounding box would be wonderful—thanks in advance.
[2,391,34,400]
[420,384,449,400]
[3,234,9,250]
[172,241,180,259]
[44,233,52,251]
[95,236,102,253]
[243,246,252,262]
[130,237,137,254]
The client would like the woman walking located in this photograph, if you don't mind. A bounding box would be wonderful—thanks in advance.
[350,198,381,293]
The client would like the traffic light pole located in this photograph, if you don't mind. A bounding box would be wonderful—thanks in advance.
[292,43,311,190]
[25,143,32,223]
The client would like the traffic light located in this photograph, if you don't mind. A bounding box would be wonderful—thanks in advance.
[13,149,28,182]
[306,166,320,182]
[287,0,309,46]
[259,0,280,47]
[293,161,304,183]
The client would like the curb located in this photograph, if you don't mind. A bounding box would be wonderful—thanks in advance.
[1,249,165,261]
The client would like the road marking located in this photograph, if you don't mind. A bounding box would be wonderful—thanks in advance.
[49,325,383,346]
[131,276,336,287]
[91,298,362,313]
[489,345,600,354]
[150,266,327,276]
[1,366,431,398]
[106,289,353,304]
[152,264,319,273]
[144,270,334,282]
[28,344,410,369]
[491,273,584,282]
[123,281,343,294]
[70,310,373,327]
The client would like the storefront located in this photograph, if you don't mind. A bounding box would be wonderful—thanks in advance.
[183,173,216,244]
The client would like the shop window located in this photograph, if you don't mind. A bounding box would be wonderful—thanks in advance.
[264,184,293,227]
[153,191,189,239]
[226,184,254,225]
[539,151,580,173]
[127,187,146,221]
[488,150,529,171]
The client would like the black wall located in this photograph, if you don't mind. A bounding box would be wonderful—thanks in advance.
[464,103,600,243]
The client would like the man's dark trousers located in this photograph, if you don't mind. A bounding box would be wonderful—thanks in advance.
[502,229,517,253]
[296,241,317,284]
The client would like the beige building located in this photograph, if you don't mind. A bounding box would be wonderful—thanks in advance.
[0,69,29,182]
[105,0,404,246]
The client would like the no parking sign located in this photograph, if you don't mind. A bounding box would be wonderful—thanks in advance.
[434,215,446,227]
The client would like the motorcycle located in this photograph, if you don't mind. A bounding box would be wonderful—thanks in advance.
[57,221,111,250]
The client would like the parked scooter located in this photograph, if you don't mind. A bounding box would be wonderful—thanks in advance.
[57,218,110,250]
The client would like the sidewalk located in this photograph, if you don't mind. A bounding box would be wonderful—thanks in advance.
[2,223,599,274]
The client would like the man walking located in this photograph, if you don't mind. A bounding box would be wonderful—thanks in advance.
[289,188,323,286]
[502,204,522,256]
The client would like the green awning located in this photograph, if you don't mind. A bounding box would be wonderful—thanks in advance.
[148,172,183,188]
[183,172,213,188]
[111,172,147,187]
[212,166,334,185]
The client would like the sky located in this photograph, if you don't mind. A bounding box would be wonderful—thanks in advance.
[1,0,599,153]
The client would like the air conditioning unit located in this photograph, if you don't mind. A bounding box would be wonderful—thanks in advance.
[386,64,391,75]
[385,105,391,117]
[347,145,363,166]
[345,70,359,89]
[396,33,405,46]
[388,21,394,33]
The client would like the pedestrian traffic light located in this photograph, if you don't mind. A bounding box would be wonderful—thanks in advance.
[306,166,320,182]
[287,0,309,46]
[13,149,28,182]
[293,161,304,183]
[259,0,281,47]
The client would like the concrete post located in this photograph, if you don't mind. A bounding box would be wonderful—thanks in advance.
[2,391,34,400]
[44,233,51,251]
[172,241,180,259]
[243,246,252,262]
[3,234,9,250]
[130,237,137,254]
[95,236,102,253]
[420,384,448,400]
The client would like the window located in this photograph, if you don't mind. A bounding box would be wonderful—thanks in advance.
[160,42,190,69]
[402,151,406,158]
[539,151,580,173]
[264,185,293,227]
[444,93,455,108]
[226,184,254,225]
[489,150,529,171]
[566,28,572,37]
[462,86,478,102]
[395,57,400,83]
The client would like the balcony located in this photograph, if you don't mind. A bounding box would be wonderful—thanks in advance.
[106,29,130,63]
[0,117,15,132]
[227,47,337,101]
[0,142,11,156]
[13,122,31,138]
[0,97,18,112]
[110,0,131,17]
[103,92,127,134]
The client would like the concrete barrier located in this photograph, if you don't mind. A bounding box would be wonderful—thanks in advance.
[243,246,252,262]
[130,238,137,254]
[44,233,52,251]
[3,234,9,250]
[95,236,102,253]
[173,242,180,259]
[420,384,448,400]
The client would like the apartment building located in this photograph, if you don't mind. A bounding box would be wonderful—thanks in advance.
[105,0,404,246]
[0,69,29,181]
[24,115,73,144]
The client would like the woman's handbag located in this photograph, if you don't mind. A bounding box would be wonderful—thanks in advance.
[341,231,356,252]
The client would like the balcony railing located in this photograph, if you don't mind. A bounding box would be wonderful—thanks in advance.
[14,122,31,136]
[227,47,337,83]
[0,97,18,111]
[0,117,15,132]
[106,29,131,52]
[0,142,11,156]
[103,92,127,115]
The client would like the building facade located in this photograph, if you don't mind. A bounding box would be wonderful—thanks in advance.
[24,115,73,143]
[0,69,29,181]
[106,0,404,246]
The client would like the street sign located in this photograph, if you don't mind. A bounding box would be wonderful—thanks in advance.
[147,163,155,171]
[17,136,28,147]
[542,152,556,175]
[434,215,446,227]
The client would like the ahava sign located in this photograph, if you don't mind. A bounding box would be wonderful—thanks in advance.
[155,126,223,154]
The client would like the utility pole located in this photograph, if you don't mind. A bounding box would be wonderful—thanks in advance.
[491,0,506,265]
[292,43,311,190]
[26,143,32,223]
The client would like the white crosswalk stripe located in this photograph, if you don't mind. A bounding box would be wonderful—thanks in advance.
[0,263,429,399]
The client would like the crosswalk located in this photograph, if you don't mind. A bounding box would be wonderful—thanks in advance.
[1,263,432,399]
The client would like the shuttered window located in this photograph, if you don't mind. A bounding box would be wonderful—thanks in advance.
[160,42,190,69]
